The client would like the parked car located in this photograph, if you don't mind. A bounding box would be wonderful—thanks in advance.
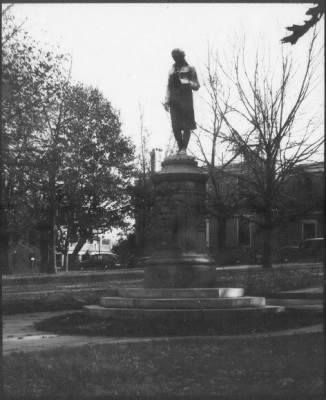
[279,237,325,263]
[126,255,142,268]
[116,255,143,269]
[79,253,120,270]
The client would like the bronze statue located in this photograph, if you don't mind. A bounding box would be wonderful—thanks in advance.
[163,49,200,153]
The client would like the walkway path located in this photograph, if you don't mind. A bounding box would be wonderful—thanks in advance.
[3,310,140,355]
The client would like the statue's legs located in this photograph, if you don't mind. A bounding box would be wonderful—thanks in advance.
[173,129,183,152]
[182,130,191,150]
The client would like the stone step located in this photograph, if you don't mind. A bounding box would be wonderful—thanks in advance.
[266,298,323,306]
[84,304,284,321]
[113,287,245,299]
[100,296,266,309]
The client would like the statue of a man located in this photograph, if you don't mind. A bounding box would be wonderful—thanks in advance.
[163,48,200,153]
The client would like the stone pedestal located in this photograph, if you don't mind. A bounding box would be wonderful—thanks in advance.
[84,153,284,324]
[143,154,216,288]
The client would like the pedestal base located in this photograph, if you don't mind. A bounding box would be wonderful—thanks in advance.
[84,153,285,325]
[84,286,284,322]
[143,254,216,288]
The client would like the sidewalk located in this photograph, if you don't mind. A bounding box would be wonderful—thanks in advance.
[278,286,323,297]
[216,262,323,270]
[3,310,129,355]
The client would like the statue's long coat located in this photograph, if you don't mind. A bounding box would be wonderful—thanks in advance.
[165,63,200,132]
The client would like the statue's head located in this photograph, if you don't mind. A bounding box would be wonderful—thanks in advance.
[171,48,185,63]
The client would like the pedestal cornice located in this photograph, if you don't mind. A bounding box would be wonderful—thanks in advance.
[153,154,208,183]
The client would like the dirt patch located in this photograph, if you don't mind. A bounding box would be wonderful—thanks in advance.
[35,310,323,337]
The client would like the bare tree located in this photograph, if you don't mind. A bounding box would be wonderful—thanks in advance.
[132,105,154,255]
[138,104,150,177]
[194,50,240,223]
[223,32,322,268]
[191,49,245,258]
[198,32,323,268]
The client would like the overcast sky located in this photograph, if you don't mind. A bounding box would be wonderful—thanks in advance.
[8,3,324,159]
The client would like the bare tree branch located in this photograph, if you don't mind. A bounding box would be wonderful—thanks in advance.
[197,33,323,268]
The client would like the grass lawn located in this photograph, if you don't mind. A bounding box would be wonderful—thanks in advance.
[3,333,324,399]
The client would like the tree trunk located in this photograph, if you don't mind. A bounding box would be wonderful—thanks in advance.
[262,213,273,268]
[39,227,49,273]
[63,230,70,272]
[48,218,56,273]
[0,166,10,274]
[71,235,87,266]
[0,228,9,274]
[141,209,146,256]
[47,174,57,274]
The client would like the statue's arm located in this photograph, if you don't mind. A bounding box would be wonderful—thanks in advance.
[164,83,171,105]
[163,70,172,109]
[189,67,200,91]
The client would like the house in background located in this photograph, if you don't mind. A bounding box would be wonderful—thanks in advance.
[134,160,323,265]
[207,161,324,265]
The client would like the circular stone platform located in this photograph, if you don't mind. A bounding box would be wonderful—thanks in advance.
[109,287,245,298]
[84,287,283,322]
[99,296,266,309]
[84,304,283,321]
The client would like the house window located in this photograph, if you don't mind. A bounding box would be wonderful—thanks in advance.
[301,220,317,240]
[205,218,210,248]
[238,218,251,246]
[224,217,252,247]
[218,219,227,248]
[303,175,313,195]
[225,218,238,247]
